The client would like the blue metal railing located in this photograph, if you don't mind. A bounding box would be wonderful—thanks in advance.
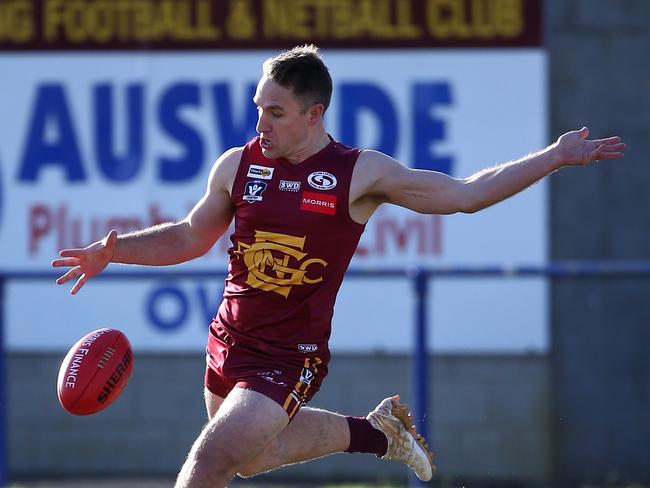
[2,261,650,486]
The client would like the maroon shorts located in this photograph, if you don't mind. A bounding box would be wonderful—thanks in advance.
[204,322,327,421]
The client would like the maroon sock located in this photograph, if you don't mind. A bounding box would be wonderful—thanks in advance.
[344,416,388,457]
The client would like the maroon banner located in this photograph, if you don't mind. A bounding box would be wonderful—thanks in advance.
[0,0,542,51]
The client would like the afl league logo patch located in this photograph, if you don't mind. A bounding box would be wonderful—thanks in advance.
[243,180,267,203]
[307,171,337,190]
[300,367,315,385]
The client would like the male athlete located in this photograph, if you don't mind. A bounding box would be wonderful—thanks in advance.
[52,45,625,487]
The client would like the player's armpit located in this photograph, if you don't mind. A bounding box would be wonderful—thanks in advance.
[182,147,243,257]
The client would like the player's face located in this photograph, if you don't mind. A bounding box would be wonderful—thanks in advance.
[253,76,312,160]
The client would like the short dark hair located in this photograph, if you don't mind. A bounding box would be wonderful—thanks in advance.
[263,44,332,113]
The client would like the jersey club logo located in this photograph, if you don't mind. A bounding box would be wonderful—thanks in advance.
[233,230,328,298]
[307,171,337,190]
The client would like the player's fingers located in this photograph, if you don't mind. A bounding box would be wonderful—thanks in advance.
[594,144,625,160]
[70,274,89,295]
[600,143,626,152]
[56,266,82,285]
[59,249,84,258]
[52,257,80,268]
[591,136,621,145]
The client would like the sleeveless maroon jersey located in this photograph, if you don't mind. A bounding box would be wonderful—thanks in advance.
[214,136,365,362]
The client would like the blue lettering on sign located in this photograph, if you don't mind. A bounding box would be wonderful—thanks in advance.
[146,283,224,332]
[15,80,454,185]
[158,83,204,181]
[146,285,189,331]
[211,83,258,150]
[413,82,454,175]
[339,83,398,157]
[196,284,224,324]
[18,84,85,181]
[95,83,144,182]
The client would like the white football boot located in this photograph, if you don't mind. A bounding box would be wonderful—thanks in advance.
[366,395,436,481]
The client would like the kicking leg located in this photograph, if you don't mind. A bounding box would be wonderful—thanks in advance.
[202,387,356,475]
[234,393,435,481]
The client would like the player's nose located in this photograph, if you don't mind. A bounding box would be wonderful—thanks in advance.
[256,112,270,134]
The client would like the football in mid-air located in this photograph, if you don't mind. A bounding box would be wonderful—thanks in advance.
[57,328,134,415]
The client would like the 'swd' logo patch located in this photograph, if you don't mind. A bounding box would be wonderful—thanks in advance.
[279,180,301,192]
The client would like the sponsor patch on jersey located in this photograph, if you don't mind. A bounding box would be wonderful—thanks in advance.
[247,164,274,180]
[279,180,301,192]
[300,191,337,215]
[307,171,337,190]
[298,344,319,353]
[243,180,267,203]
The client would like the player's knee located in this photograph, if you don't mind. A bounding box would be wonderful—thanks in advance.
[184,461,233,486]
[191,444,240,481]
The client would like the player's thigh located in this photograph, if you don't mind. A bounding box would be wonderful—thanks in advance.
[193,386,290,472]
[204,387,225,420]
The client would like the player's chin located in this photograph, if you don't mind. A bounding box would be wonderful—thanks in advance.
[260,146,279,159]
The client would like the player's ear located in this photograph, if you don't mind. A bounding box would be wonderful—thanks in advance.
[307,104,325,125]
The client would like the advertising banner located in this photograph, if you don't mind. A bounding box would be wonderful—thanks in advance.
[0,0,542,50]
[0,49,549,351]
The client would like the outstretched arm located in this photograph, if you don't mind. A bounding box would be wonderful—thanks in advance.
[52,147,242,294]
[351,127,625,219]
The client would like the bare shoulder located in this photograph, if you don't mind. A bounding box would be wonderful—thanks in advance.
[207,146,244,195]
[356,149,400,172]
[349,150,407,223]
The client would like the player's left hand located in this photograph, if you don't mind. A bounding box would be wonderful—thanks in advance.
[555,127,626,166]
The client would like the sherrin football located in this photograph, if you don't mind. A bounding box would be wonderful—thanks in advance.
[57,328,134,415]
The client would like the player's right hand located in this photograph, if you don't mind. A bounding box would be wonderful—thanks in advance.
[51,230,118,295]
